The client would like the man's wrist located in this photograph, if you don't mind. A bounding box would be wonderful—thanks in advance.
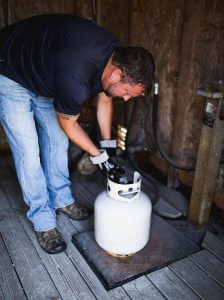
[90,150,109,164]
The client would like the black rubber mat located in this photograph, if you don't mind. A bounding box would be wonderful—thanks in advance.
[72,213,201,290]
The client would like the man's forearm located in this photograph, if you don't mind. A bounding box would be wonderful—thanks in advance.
[97,93,113,140]
[57,114,100,157]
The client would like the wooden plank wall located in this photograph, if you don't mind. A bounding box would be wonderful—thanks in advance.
[128,0,185,153]
[1,0,223,152]
[171,0,224,166]
[126,0,224,167]
[0,0,224,193]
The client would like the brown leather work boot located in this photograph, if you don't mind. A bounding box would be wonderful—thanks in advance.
[36,228,67,254]
[56,203,92,220]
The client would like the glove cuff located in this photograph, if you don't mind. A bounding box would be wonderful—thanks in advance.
[100,139,117,148]
[90,150,109,164]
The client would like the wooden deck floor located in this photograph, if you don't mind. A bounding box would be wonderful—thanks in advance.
[0,155,224,300]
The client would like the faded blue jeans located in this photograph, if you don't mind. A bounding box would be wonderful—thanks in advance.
[0,75,74,231]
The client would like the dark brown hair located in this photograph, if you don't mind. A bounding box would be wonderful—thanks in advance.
[112,47,155,94]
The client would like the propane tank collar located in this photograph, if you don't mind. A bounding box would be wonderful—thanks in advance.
[107,171,142,202]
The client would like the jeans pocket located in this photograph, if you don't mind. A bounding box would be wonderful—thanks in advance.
[0,76,29,100]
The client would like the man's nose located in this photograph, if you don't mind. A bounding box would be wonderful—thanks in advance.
[123,95,131,101]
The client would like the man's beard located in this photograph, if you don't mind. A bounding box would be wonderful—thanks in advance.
[103,89,113,97]
[103,82,120,97]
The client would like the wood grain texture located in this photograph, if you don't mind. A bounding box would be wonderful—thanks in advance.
[8,0,74,23]
[1,157,129,299]
[171,0,224,166]
[1,156,224,299]
[0,192,61,299]
[189,249,224,287]
[203,230,224,261]
[0,233,26,300]
[0,168,96,300]
[123,275,165,300]
[57,214,130,300]
[169,257,224,300]
[128,0,185,153]
[148,266,200,300]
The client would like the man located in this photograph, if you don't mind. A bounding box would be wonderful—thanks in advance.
[0,14,155,254]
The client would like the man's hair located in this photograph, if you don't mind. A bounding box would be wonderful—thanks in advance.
[112,47,155,94]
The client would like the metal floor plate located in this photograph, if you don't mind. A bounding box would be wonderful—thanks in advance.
[72,213,201,290]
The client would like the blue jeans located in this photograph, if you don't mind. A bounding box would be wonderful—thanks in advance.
[0,75,74,231]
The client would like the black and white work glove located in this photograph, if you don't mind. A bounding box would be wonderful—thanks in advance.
[90,150,125,183]
[99,139,117,157]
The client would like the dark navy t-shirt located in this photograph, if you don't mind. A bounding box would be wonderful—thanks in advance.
[0,14,120,115]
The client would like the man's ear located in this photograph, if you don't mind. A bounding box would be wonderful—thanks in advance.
[109,68,122,83]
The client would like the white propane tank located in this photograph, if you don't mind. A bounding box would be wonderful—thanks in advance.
[94,172,152,255]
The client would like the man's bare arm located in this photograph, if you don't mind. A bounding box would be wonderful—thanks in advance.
[56,112,100,157]
[97,92,113,140]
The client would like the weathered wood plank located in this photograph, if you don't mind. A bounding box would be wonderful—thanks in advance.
[0,158,98,298]
[189,249,224,287]
[0,233,26,300]
[1,157,129,299]
[71,168,105,201]
[147,266,200,300]
[0,190,61,300]
[169,257,224,300]
[57,214,130,300]
[0,176,97,299]
[72,178,96,209]
[71,181,95,232]
[65,213,94,234]
[203,230,224,262]
[2,156,224,300]
[1,156,119,299]
[0,158,27,213]
[4,155,16,176]
[123,275,165,300]
[108,287,131,300]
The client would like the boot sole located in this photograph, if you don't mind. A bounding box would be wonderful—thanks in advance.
[56,210,93,221]
[40,242,67,254]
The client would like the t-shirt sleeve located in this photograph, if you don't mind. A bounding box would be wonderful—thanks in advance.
[53,72,89,115]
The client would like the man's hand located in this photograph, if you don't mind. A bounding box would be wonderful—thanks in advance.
[90,150,125,182]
